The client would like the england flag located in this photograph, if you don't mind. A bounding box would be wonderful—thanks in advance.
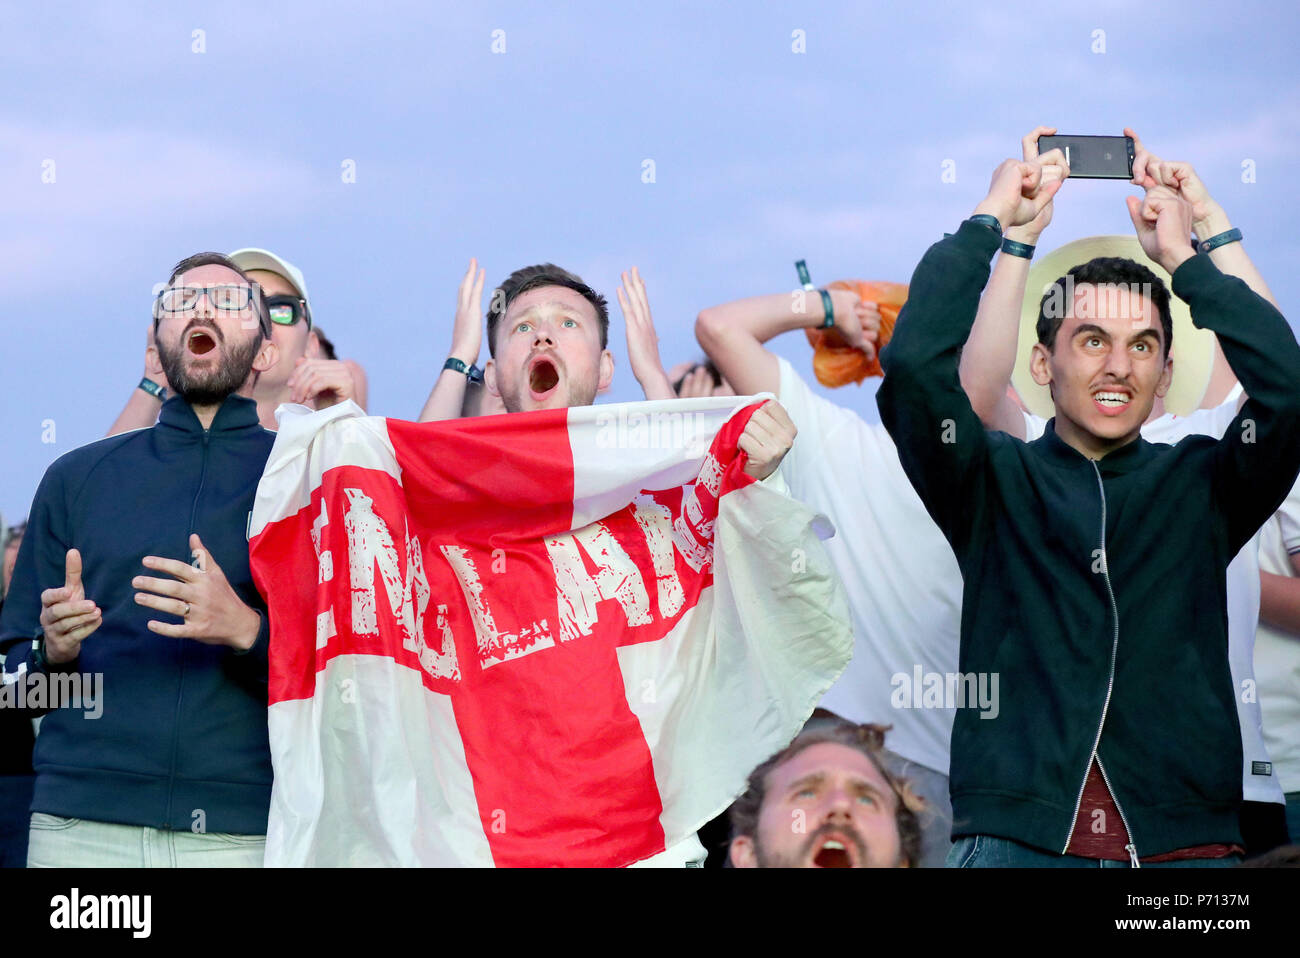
[249,396,851,867]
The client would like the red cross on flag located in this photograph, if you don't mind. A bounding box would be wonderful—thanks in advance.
[249,396,851,867]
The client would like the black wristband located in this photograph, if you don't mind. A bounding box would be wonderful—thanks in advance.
[1198,227,1242,255]
[139,377,166,400]
[1001,238,1035,259]
[818,289,835,329]
[794,260,836,330]
[969,214,1003,237]
[444,357,484,384]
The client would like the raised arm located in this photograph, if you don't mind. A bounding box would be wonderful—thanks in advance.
[1126,128,1278,408]
[878,158,1060,546]
[418,259,485,422]
[1128,184,1300,554]
[960,127,1069,438]
[695,288,878,397]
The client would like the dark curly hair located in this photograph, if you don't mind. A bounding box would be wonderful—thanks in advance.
[728,720,925,867]
[1037,256,1173,358]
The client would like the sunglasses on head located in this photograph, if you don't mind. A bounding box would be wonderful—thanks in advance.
[265,294,312,329]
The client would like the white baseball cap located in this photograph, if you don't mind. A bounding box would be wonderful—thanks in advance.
[228,247,312,311]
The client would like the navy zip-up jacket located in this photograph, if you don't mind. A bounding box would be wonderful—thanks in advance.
[0,395,275,835]
[877,219,1300,856]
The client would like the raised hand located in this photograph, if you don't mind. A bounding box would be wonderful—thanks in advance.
[450,258,486,365]
[675,364,716,398]
[974,158,1063,233]
[39,549,101,665]
[830,291,882,362]
[1125,127,1227,239]
[134,533,262,651]
[1126,183,1196,275]
[617,267,675,401]
[1009,126,1070,244]
[287,357,358,407]
[672,363,736,398]
[739,400,798,480]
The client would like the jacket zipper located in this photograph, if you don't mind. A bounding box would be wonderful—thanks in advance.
[164,428,210,827]
[1061,461,1139,867]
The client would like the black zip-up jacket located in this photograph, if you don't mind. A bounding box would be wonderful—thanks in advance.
[0,395,274,835]
[877,219,1300,857]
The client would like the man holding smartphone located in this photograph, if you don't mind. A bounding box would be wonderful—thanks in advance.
[878,155,1300,866]
[959,128,1291,858]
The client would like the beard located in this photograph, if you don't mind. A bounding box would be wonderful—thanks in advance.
[157,322,263,406]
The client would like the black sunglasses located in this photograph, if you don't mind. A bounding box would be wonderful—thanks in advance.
[265,294,312,329]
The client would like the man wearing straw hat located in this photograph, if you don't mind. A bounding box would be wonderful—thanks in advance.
[958,128,1291,860]
[877,145,1300,866]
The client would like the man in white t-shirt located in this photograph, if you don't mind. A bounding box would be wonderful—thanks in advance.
[697,287,962,867]
[959,128,1289,854]
[1255,479,1300,844]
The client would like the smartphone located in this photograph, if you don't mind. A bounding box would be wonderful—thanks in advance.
[1036,134,1135,179]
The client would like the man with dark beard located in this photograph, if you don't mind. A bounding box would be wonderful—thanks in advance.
[0,253,281,866]
[729,721,924,868]
[106,247,367,437]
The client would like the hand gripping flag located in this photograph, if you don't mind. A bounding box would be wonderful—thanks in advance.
[249,396,852,867]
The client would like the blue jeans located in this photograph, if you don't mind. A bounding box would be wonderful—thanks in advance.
[1286,792,1300,845]
[947,834,1242,868]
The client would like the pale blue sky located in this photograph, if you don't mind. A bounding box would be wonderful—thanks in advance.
[3,0,1297,523]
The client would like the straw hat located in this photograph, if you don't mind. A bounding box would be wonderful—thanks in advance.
[1011,235,1214,418]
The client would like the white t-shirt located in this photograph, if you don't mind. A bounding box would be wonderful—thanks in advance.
[1254,479,1300,794]
[1025,389,1285,805]
[778,358,961,775]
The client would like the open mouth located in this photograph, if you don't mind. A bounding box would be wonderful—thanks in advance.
[527,355,561,399]
[187,328,218,356]
[1092,389,1132,416]
[810,834,857,868]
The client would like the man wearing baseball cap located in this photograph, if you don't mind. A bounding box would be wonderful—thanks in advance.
[108,248,368,436]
